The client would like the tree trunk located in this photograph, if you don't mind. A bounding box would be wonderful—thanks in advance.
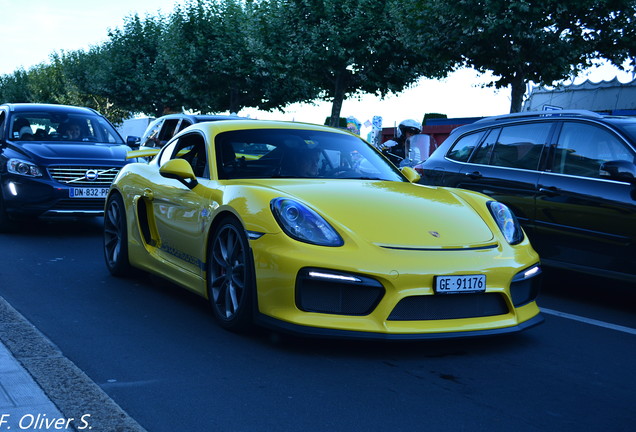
[229,86,241,114]
[328,72,347,127]
[509,75,526,113]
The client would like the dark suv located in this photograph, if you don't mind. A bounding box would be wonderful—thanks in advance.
[0,103,130,230]
[418,110,636,282]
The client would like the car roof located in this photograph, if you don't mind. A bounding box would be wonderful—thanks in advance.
[187,119,352,135]
[156,113,247,122]
[1,103,100,115]
[450,109,636,136]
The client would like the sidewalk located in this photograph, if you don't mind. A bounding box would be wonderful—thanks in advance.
[0,297,146,431]
[0,342,66,431]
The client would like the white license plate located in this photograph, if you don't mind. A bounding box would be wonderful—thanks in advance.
[69,188,108,198]
[435,275,486,294]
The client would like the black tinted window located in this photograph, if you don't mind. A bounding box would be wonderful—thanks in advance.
[553,122,635,178]
[215,129,403,181]
[485,123,550,170]
[447,131,485,162]
[470,128,499,165]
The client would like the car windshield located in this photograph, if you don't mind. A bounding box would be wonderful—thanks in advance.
[216,129,404,181]
[613,121,636,147]
[9,111,124,144]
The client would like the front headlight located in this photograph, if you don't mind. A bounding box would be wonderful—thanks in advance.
[487,201,524,245]
[7,158,43,177]
[271,198,344,247]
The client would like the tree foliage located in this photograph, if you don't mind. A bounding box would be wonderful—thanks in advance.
[269,0,445,126]
[397,0,636,112]
[1,0,635,121]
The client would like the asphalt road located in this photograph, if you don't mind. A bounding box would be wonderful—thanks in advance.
[1,217,634,432]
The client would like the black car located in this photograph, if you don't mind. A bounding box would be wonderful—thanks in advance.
[0,103,131,231]
[418,110,636,282]
[137,113,244,149]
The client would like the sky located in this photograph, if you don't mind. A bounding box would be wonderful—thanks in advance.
[1,0,634,130]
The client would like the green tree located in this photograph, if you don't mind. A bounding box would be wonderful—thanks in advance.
[0,69,32,103]
[163,0,280,113]
[268,0,444,127]
[399,0,636,113]
[97,13,179,117]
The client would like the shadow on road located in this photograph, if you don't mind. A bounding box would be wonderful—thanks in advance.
[7,216,104,237]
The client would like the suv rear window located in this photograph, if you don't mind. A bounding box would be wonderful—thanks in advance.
[447,131,486,162]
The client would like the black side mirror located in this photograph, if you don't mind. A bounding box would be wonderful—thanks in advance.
[126,136,141,149]
[600,160,636,183]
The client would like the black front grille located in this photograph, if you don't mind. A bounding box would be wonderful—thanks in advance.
[296,268,385,315]
[388,293,509,321]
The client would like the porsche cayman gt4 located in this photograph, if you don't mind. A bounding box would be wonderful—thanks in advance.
[103,120,543,339]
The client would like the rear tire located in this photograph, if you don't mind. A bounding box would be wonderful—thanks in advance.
[103,193,133,277]
[207,217,254,331]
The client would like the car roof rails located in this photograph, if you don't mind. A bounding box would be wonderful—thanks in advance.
[476,110,604,123]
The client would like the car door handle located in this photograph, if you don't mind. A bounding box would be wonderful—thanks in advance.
[143,188,154,200]
[539,186,560,196]
[464,171,483,179]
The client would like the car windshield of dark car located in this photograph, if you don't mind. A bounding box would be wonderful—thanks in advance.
[9,112,123,144]
[614,122,636,150]
[215,129,404,181]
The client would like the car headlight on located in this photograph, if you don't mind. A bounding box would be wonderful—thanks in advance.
[7,158,43,177]
[487,201,524,245]
[271,198,344,247]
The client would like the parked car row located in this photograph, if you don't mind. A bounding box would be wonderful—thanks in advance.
[3,101,633,340]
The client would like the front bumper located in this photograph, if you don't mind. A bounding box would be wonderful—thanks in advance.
[249,232,543,339]
[2,175,108,217]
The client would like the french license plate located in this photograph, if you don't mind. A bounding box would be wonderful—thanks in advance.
[69,188,108,198]
[435,275,486,294]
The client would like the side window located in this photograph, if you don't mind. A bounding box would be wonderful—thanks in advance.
[470,128,500,165]
[142,120,164,148]
[487,123,550,170]
[0,111,6,139]
[177,119,193,132]
[553,122,634,178]
[158,119,180,146]
[446,131,485,162]
[162,133,208,178]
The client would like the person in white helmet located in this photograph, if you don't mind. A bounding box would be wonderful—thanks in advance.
[382,119,421,166]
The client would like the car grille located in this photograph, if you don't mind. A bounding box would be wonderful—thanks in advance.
[48,166,120,186]
[388,293,509,321]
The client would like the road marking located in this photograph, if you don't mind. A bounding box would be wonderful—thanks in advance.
[541,307,636,336]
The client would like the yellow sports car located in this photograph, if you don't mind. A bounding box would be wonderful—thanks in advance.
[103,120,543,339]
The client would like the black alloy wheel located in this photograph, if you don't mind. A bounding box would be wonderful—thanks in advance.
[103,193,132,277]
[208,217,254,331]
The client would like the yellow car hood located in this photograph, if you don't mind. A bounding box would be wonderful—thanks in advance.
[262,180,495,249]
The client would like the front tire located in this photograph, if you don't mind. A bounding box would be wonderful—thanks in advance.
[207,217,254,331]
[103,193,133,277]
